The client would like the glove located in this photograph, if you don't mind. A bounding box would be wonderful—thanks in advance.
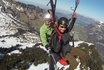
[73,12,77,19]
[45,45,51,50]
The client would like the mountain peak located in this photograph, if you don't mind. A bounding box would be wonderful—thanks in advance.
[99,21,104,24]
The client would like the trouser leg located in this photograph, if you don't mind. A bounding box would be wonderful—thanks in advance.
[52,52,61,62]
[49,52,61,70]
[62,45,72,57]
[49,55,55,70]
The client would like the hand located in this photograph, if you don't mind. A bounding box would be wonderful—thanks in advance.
[45,45,51,50]
[73,12,77,19]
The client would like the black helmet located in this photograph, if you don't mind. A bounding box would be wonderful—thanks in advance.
[58,17,69,26]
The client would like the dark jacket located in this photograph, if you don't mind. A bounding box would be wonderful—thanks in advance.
[50,18,76,56]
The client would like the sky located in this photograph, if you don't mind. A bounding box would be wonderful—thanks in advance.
[16,0,104,22]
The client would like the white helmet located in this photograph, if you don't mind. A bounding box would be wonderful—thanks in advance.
[44,13,52,22]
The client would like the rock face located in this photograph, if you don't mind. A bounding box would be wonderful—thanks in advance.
[0,0,47,32]
[85,22,104,62]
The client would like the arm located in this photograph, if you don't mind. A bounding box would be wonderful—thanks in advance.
[40,24,48,47]
[67,13,77,32]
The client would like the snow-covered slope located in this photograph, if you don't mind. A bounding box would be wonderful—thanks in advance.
[97,21,104,28]
[0,12,18,36]
[0,11,40,49]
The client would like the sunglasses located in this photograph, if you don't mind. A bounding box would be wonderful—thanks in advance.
[60,26,66,28]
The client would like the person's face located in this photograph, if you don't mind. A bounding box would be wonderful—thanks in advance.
[45,21,51,27]
[58,24,66,33]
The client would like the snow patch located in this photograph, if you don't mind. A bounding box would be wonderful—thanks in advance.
[28,62,69,70]
[0,27,18,36]
[8,50,22,55]
[99,21,103,24]
[0,32,39,49]
[85,42,94,46]
[16,6,24,11]
[0,37,21,48]
[2,0,11,7]
[69,41,94,47]
[74,56,81,70]
[98,25,101,28]
[74,62,81,70]
[56,62,70,70]
[0,6,2,12]
[70,41,84,47]
[98,21,104,27]
[28,63,49,70]
[38,45,48,52]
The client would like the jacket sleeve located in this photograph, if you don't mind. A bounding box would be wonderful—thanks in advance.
[67,18,76,32]
[40,25,48,47]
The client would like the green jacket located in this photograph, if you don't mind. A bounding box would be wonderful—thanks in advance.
[40,23,54,47]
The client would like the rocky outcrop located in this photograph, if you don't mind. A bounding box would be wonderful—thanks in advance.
[0,0,46,32]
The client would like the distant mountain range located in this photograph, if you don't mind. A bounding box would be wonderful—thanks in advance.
[56,12,97,26]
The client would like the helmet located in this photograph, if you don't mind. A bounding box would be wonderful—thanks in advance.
[58,17,69,26]
[44,13,52,22]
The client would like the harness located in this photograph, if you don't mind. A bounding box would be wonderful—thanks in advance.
[47,0,62,42]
